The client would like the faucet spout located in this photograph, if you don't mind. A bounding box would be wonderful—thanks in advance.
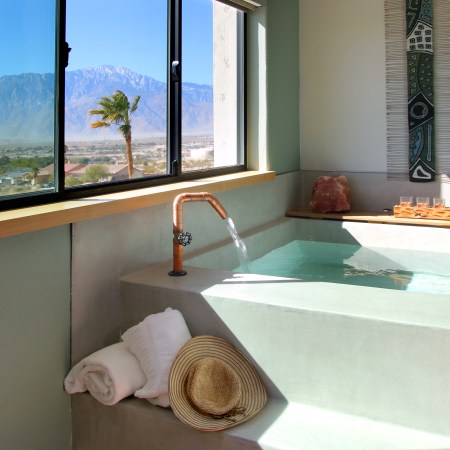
[169,192,228,276]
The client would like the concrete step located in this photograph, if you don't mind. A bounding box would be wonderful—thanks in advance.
[73,394,450,449]
[120,263,450,438]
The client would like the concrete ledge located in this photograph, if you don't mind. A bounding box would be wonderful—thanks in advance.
[72,394,450,450]
[72,393,282,450]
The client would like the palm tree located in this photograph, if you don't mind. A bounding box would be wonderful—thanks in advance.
[89,90,141,179]
[25,166,39,186]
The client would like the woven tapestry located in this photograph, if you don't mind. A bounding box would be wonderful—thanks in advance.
[407,0,434,181]
[385,0,450,181]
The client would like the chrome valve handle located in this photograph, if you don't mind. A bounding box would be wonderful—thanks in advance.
[177,231,192,246]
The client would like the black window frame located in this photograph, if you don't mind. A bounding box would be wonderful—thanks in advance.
[0,0,247,212]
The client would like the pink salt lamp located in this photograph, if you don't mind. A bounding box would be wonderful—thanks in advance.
[310,175,351,213]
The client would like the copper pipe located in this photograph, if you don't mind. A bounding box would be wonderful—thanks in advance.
[169,192,228,276]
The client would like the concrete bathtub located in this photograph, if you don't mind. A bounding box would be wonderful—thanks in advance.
[74,218,450,449]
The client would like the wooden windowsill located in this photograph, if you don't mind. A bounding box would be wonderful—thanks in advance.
[286,208,450,228]
[0,171,275,238]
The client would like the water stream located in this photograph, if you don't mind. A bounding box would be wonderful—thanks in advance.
[224,217,251,273]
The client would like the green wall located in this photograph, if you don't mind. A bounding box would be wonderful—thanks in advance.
[267,0,300,174]
[0,226,71,450]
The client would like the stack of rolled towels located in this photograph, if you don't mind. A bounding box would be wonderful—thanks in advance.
[64,307,191,407]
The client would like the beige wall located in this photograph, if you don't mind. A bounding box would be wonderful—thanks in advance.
[299,0,387,172]
[298,0,450,206]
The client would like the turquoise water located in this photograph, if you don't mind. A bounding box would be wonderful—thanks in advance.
[236,240,450,295]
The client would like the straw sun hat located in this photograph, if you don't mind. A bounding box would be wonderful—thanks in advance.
[169,335,267,432]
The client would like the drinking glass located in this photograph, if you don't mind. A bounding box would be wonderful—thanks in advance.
[399,196,413,206]
[416,197,430,207]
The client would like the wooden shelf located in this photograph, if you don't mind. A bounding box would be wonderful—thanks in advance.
[285,208,450,228]
[0,171,275,238]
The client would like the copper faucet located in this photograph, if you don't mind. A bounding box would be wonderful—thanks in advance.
[169,192,228,276]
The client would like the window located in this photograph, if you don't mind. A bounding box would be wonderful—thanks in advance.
[0,0,57,202]
[182,0,245,171]
[0,0,247,210]
[64,0,169,188]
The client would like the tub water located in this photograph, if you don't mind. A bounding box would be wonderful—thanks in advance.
[185,218,450,296]
[235,240,450,295]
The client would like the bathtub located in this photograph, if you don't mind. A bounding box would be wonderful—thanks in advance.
[117,216,450,446]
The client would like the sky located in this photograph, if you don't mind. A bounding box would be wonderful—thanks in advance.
[0,1,56,76]
[0,0,213,85]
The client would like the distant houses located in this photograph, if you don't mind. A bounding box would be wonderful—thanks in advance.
[64,164,145,182]
[0,168,33,186]
[36,163,84,185]
[0,164,144,188]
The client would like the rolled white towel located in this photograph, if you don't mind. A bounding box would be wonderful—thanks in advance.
[148,393,170,408]
[122,307,191,407]
[64,342,146,406]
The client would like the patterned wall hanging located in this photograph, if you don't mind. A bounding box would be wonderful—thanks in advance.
[406,0,435,181]
[386,0,450,181]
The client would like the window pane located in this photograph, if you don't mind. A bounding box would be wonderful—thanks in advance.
[0,1,56,199]
[65,0,167,188]
[182,0,244,172]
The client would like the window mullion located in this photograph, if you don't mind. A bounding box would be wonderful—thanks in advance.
[56,0,67,195]
[168,0,182,176]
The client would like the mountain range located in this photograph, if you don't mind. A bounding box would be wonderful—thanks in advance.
[0,65,213,142]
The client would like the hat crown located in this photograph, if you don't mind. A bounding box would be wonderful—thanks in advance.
[187,357,241,417]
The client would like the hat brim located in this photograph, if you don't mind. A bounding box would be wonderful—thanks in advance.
[169,335,267,432]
